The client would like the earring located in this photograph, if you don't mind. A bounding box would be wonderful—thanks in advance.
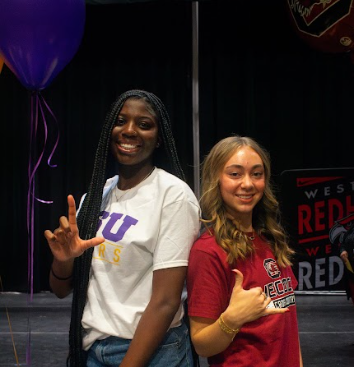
[156,142,160,148]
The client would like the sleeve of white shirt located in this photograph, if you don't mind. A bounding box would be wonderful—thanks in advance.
[152,185,200,271]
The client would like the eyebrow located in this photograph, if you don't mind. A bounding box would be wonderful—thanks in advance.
[225,164,264,170]
[117,113,156,122]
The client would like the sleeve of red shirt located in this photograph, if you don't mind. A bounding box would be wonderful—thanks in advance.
[187,237,233,320]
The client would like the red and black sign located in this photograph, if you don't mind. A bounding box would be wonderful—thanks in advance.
[280,168,354,291]
[286,0,354,59]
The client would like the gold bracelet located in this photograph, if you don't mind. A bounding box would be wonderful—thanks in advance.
[218,313,240,341]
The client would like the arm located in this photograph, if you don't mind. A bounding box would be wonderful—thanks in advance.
[44,195,105,298]
[119,186,199,366]
[340,250,349,262]
[299,339,303,367]
[190,270,289,357]
[119,266,186,367]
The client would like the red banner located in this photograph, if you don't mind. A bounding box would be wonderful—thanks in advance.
[280,168,354,291]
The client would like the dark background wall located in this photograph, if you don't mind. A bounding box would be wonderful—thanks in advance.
[1,0,353,292]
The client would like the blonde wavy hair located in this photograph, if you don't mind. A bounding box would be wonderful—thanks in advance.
[200,135,294,267]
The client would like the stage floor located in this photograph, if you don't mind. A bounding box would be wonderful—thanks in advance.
[0,292,353,366]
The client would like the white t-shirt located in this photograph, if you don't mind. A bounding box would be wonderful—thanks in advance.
[81,168,200,350]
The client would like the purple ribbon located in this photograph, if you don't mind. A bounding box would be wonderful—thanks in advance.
[26,91,59,365]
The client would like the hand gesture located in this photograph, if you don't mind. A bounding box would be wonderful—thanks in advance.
[44,195,105,262]
[225,269,289,328]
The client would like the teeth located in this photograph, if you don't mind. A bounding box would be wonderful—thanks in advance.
[238,195,252,199]
[120,143,137,149]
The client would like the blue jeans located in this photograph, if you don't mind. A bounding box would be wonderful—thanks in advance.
[86,322,194,366]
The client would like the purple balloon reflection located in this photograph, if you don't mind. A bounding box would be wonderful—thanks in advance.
[0,0,86,90]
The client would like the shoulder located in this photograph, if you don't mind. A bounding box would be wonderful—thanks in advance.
[188,230,230,281]
[155,168,189,189]
[191,229,223,256]
[155,168,199,206]
[104,175,119,189]
[81,176,118,204]
[101,175,119,206]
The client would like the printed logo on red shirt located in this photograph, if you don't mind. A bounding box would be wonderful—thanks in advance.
[263,259,281,279]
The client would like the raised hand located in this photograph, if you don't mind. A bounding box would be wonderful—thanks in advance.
[224,269,289,328]
[44,195,105,262]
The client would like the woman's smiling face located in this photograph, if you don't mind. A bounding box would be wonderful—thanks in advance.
[219,145,265,223]
[110,98,159,167]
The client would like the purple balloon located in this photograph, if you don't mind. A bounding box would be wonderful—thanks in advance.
[0,0,85,91]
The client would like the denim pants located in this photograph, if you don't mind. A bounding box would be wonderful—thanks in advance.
[86,322,194,367]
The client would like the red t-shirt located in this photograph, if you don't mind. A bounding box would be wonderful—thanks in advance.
[187,231,300,367]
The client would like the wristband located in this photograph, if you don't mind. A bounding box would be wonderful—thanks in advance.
[51,266,72,281]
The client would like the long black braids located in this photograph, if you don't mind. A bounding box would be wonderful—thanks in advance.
[67,90,185,366]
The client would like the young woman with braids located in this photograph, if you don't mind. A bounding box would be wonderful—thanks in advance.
[44,90,201,367]
[187,136,303,366]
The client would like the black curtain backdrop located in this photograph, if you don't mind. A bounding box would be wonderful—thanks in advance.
[1,0,353,292]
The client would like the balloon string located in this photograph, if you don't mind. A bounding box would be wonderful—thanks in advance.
[26,91,59,365]
[0,276,20,366]
[28,93,53,205]
[27,93,37,303]
[25,93,38,367]
[38,93,59,168]
[34,94,58,204]
[27,91,59,295]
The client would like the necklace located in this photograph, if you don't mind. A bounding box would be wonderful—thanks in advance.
[248,233,255,241]
[114,166,155,201]
[244,230,255,241]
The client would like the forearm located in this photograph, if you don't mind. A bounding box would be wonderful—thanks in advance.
[49,258,74,298]
[191,313,240,358]
[119,266,187,366]
[119,299,179,367]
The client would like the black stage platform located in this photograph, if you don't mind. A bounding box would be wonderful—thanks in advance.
[1,292,353,366]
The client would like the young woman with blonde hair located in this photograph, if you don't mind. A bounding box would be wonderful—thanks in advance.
[187,135,303,367]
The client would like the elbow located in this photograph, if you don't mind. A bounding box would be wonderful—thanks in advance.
[164,299,181,318]
[194,348,209,358]
[190,332,218,358]
[192,342,213,358]
[49,281,72,299]
[162,293,182,314]
[154,297,181,321]
[51,287,71,299]
[53,290,70,299]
